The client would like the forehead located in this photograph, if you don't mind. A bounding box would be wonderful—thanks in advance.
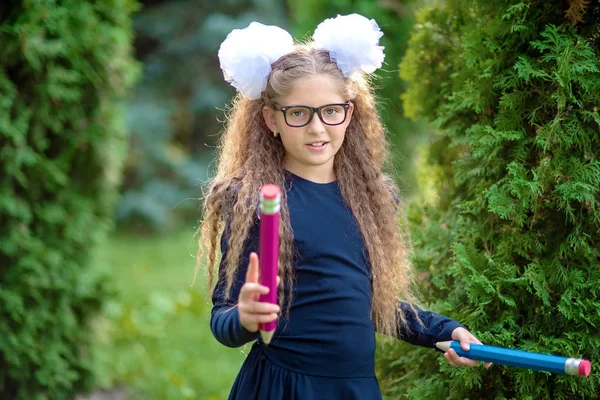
[279,75,346,107]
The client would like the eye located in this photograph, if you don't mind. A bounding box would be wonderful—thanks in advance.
[323,107,338,115]
[286,107,307,118]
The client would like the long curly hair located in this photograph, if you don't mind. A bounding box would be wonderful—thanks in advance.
[195,45,419,336]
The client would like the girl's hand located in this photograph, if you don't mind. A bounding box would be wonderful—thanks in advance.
[238,252,281,332]
[444,327,492,369]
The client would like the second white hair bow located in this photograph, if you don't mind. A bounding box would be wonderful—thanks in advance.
[218,14,385,100]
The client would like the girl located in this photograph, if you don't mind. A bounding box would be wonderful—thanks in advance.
[196,14,490,400]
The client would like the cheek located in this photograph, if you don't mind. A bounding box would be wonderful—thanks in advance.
[331,127,347,143]
[279,131,300,150]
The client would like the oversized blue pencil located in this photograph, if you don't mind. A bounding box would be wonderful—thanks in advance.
[436,341,591,377]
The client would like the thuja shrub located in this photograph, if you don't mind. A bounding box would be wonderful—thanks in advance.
[0,1,139,398]
[377,1,600,399]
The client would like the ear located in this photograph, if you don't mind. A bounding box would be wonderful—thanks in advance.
[262,106,278,132]
[344,101,355,127]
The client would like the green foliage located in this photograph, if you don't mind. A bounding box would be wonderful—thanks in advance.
[90,229,245,399]
[378,1,600,399]
[117,0,289,231]
[287,0,429,193]
[0,0,139,398]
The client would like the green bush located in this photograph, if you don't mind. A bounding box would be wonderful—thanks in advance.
[0,1,139,398]
[377,1,600,399]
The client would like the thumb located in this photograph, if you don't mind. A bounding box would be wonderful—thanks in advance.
[461,339,471,351]
[451,327,473,351]
[245,252,260,284]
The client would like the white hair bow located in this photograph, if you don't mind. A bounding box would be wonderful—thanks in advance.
[218,22,295,100]
[217,14,385,100]
[313,14,385,77]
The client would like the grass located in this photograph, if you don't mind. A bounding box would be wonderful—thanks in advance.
[90,228,247,399]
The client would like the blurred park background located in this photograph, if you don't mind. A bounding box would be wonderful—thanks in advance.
[1,0,599,399]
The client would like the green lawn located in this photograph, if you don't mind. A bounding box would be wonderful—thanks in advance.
[90,228,246,399]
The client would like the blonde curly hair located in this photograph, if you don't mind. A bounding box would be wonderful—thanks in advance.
[195,45,419,336]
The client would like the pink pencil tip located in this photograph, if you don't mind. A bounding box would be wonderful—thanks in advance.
[578,360,591,377]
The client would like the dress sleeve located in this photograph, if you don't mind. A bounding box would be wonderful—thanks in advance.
[210,219,260,348]
[395,302,464,349]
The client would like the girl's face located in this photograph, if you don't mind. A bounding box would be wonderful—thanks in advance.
[263,75,354,183]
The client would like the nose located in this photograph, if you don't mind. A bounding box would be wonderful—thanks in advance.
[307,112,325,134]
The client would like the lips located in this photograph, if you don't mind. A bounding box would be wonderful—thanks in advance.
[307,141,329,148]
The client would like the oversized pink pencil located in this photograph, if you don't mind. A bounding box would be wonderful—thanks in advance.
[258,184,281,344]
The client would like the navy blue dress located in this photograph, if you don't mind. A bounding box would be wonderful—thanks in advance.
[211,172,462,399]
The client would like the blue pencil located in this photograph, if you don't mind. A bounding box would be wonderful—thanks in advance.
[436,341,591,376]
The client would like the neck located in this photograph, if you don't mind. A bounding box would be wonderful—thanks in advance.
[284,161,336,184]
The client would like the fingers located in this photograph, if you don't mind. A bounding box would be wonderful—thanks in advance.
[240,311,279,325]
[255,313,279,323]
[239,282,269,303]
[241,253,264,303]
[238,309,279,333]
[239,299,280,315]
[443,351,459,367]
[242,312,279,324]
[239,253,281,332]
[444,349,480,368]
[240,276,280,303]
[237,294,280,333]
[449,327,495,369]
[239,253,284,332]
[444,349,491,369]
[461,333,492,368]
[245,252,259,284]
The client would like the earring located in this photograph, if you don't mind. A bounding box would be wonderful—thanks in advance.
[273,129,278,137]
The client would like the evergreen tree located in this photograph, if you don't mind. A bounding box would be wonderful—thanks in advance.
[377,1,600,399]
[117,0,289,230]
[0,1,139,398]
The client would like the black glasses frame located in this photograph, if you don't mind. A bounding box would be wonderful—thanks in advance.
[273,102,351,128]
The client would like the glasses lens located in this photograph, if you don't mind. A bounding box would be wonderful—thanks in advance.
[320,105,346,125]
[285,106,311,127]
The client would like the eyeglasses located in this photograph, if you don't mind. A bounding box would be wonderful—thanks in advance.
[273,102,351,128]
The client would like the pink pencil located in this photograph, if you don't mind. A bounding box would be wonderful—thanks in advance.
[258,184,281,344]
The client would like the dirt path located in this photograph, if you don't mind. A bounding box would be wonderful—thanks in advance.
[74,387,128,400]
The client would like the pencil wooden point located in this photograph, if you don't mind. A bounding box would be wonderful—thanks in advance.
[261,329,274,345]
[435,341,452,352]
